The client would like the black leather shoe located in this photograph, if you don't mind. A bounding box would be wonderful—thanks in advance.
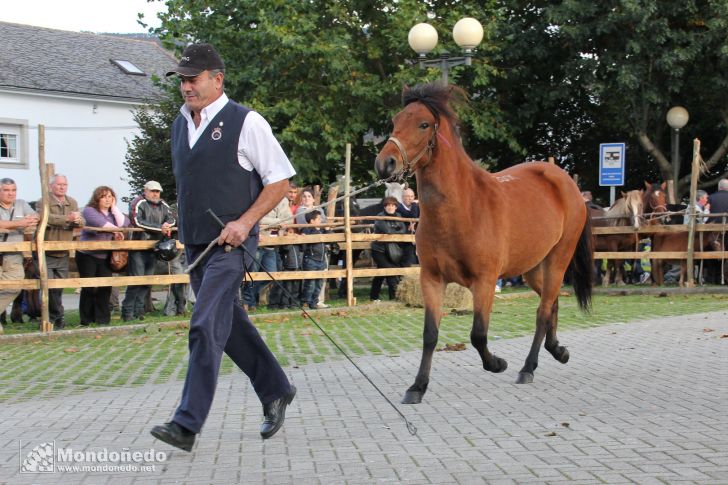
[260,385,296,439]
[150,422,196,452]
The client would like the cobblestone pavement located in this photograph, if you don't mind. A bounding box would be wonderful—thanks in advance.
[1,310,726,484]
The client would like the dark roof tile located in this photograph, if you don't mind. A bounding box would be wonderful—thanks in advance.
[0,21,177,102]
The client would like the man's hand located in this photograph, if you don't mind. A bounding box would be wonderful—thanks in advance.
[218,219,253,247]
[161,222,173,237]
[67,211,83,225]
[20,215,39,228]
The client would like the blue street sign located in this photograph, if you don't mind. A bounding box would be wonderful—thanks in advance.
[599,143,625,186]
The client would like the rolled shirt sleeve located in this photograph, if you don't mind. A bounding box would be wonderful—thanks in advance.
[238,111,296,186]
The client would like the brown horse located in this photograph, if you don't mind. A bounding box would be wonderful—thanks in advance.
[652,231,722,286]
[374,83,594,404]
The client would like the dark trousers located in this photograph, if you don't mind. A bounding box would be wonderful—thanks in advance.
[76,252,112,324]
[121,251,156,318]
[267,252,284,307]
[280,276,301,308]
[46,254,69,325]
[173,243,291,433]
[370,250,401,300]
[301,257,325,306]
[242,247,278,307]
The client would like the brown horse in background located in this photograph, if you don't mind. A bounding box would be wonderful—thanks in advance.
[374,83,594,404]
[652,231,722,286]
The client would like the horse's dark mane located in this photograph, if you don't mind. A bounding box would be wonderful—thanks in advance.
[402,82,467,128]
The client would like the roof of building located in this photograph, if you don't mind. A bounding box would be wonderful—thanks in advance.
[0,21,177,103]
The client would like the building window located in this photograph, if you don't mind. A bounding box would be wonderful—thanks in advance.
[0,133,18,161]
[0,120,28,169]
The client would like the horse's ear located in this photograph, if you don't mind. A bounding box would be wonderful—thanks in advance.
[660,181,667,190]
[644,181,651,190]
[621,190,627,198]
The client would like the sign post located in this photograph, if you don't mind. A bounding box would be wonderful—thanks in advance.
[599,142,626,206]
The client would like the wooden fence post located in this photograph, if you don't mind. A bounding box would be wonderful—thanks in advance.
[36,125,52,332]
[344,143,355,306]
[685,138,701,287]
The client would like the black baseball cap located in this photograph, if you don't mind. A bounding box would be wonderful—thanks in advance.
[166,43,225,77]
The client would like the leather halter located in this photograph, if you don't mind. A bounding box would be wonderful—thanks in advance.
[385,123,438,178]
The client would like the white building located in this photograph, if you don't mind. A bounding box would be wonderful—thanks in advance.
[0,21,176,202]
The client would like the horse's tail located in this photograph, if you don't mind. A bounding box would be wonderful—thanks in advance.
[569,211,595,312]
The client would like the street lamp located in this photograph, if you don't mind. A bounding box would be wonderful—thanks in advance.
[408,17,484,83]
[666,106,689,203]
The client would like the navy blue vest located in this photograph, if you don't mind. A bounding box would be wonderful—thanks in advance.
[171,101,263,244]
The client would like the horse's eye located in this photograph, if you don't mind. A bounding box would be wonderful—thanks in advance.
[419,122,429,129]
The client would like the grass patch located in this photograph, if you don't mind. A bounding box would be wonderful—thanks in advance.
[0,292,726,403]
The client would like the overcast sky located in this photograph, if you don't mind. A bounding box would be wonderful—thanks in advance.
[0,0,166,33]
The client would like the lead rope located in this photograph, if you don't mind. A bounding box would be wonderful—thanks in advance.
[238,243,418,436]
[264,179,391,229]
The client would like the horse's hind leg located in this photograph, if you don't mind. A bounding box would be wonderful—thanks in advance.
[402,273,445,405]
[470,280,508,374]
[518,265,567,384]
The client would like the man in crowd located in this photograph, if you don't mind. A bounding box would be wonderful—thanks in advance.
[151,43,296,451]
[0,178,38,333]
[706,179,728,284]
[286,181,300,216]
[397,188,419,266]
[121,180,175,321]
[242,197,292,311]
[708,179,728,219]
[38,174,84,329]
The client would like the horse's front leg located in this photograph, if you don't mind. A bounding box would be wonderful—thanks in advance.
[470,280,508,375]
[402,273,445,404]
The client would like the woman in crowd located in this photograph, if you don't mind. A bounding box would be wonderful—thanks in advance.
[77,186,130,325]
[294,188,327,225]
[370,196,408,301]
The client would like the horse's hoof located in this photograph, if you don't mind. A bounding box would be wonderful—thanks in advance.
[401,390,423,404]
[485,356,508,373]
[557,348,569,364]
[515,372,534,384]
[549,346,570,364]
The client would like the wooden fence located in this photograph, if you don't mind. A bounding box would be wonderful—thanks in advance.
[3,133,726,333]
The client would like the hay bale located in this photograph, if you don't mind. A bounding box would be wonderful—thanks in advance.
[396,275,472,310]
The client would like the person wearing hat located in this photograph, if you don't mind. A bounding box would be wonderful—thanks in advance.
[150,43,297,452]
[120,180,175,322]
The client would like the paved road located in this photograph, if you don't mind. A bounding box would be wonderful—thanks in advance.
[1,311,727,484]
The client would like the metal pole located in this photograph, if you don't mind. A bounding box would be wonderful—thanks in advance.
[671,128,680,203]
[609,186,616,207]
[440,53,450,83]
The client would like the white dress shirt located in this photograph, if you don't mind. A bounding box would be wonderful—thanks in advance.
[179,93,296,185]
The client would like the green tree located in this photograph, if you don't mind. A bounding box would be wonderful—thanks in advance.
[146,0,502,191]
[124,83,182,201]
[543,0,728,201]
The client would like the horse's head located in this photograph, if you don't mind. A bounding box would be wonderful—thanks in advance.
[643,181,668,222]
[623,190,644,229]
[609,189,644,228]
[384,182,405,203]
[375,82,466,179]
